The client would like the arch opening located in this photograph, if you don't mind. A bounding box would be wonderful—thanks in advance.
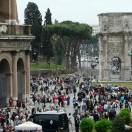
[0,59,11,107]
[17,59,25,100]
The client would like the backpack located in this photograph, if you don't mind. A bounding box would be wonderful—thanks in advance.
[75,116,80,126]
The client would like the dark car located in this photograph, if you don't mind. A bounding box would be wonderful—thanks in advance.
[29,111,69,132]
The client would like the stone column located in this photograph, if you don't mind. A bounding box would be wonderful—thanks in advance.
[6,72,13,96]
[11,0,16,20]
[104,35,109,80]
[6,72,12,105]
[99,34,108,81]
[22,70,26,101]
[0,0,18,23]
[124,35,131,80]
[25,51,31,99]
[0,0,10,22]
[12,52,18,104]
[9,0,17,24]
[99,35,103,81]
[9,0,11,20]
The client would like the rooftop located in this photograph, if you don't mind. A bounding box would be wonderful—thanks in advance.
[35,110,66,115]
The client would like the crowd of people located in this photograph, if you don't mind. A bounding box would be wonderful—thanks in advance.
[0,73,131,132]
[70,80,132,132]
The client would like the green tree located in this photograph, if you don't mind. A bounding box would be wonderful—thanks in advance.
[80,118,94,132]
[95,119,112,132]
[24,2,42,25]
[119,108,131,125]
[112,115,125,132]
[42,8,53,64]
[51,34,65,64]
[41,28,54,63]
[43,21,92,71]
[24,2,42,56]
[44,8,52,25]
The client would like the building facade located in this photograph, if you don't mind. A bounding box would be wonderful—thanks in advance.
[0,0,34,107]
[98,13,132,81]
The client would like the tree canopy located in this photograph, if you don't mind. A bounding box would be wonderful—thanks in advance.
[24,2,95,71]
[24,2,42,56]
[24,2,42,25]
[44,21,92,39]
[42,21,92,70]
[42,8,53,63]
[44,8,52,26]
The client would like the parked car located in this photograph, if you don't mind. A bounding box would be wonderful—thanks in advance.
[29,111,69,132]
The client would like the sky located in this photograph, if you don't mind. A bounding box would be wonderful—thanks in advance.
[17,0,132,25]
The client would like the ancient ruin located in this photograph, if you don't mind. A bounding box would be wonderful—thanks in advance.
[98,13,132,81]
[0,0,34,106]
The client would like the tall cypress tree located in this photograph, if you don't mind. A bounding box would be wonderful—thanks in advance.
[42,8,53,63]
[24,2,42,57]
[44,8,52,25]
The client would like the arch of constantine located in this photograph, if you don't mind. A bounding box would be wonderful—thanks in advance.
[0,0,34,107]
[98,13,132,81]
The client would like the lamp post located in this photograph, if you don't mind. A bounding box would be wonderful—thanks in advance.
[128,50,132,76]
[86,51,88,76]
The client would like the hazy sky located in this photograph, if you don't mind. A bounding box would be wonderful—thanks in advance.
[17,0,132,25]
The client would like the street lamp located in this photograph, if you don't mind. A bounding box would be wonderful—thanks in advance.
[86,45,89,77]
[128,50,132,75]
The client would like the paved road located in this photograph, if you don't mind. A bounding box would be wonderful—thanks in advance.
[66,93,76,132]
[32,92,76,132]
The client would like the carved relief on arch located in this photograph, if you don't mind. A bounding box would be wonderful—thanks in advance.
[111,56,121,74]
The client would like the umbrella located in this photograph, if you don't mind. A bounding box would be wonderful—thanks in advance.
[15,121,42,131]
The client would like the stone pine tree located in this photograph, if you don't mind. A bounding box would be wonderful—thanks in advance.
[42,8,53,64]
[43,21,92,70]
[24,2,42,60]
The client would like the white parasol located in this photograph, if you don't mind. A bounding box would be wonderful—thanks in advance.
[15,121,42,131]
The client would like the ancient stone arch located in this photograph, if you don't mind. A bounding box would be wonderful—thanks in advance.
[0,49,32,107]
[0,59,11,107]
[17,58,25,100]
[98,13,132,81]
[0,53,12,72]
[0,0,34,106]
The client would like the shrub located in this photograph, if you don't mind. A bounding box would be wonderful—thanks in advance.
[112,115,125,132]
[80,118,94,132]
[95,119,112,132]
[119,108,131,125]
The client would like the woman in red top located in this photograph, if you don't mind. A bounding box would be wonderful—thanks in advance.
[61,95,65,107]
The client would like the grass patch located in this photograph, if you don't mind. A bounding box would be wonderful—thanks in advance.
[31,62,64,71]
[94,81,132,89]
